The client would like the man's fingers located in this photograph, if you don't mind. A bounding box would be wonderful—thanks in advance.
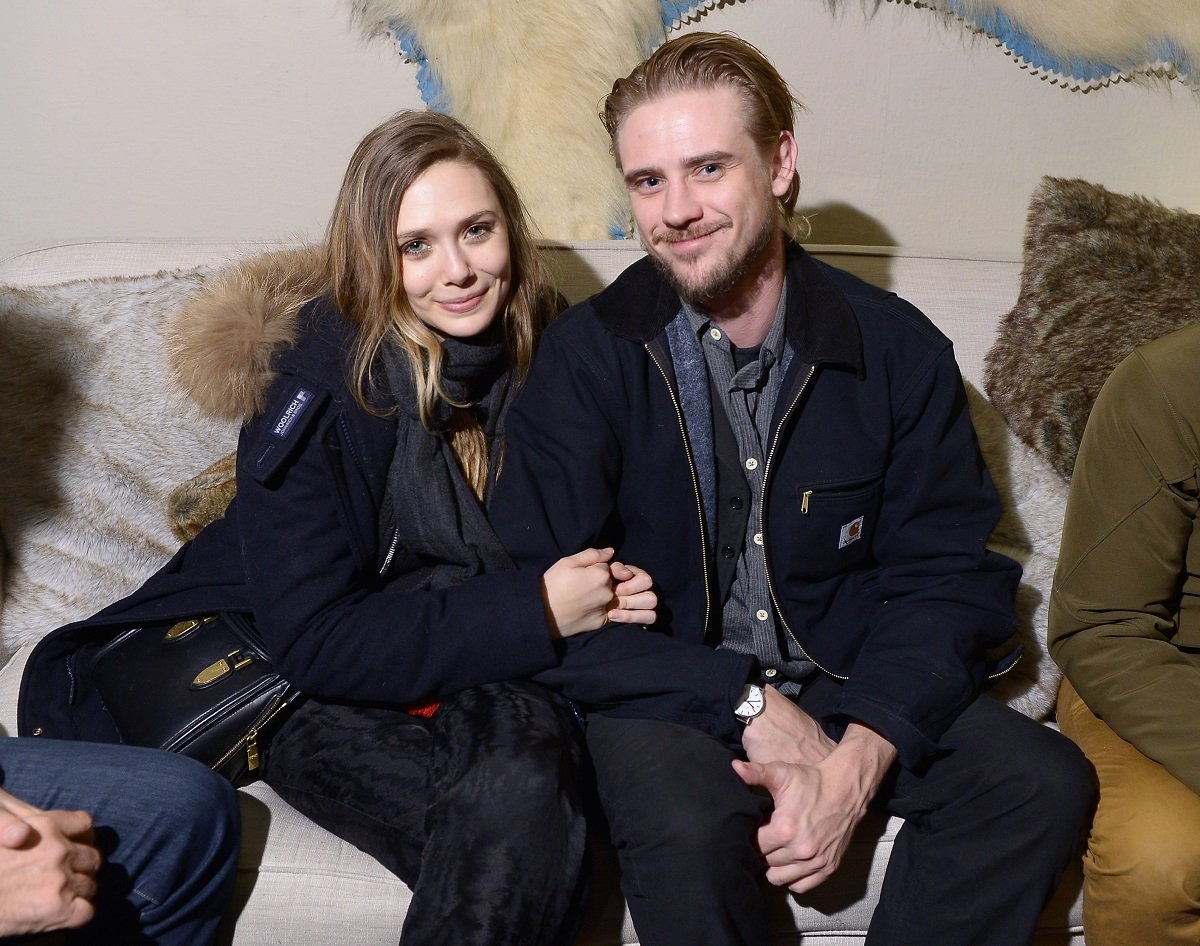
[62,893,97,930]
[0,811,33,850]
[611,563,653,592]
[732,758,781,791]
[607,608,657,625]
[568,547,615,567]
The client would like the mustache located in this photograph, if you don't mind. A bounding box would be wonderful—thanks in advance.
[653,221,731,245]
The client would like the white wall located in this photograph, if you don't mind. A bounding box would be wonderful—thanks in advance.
[3,0,1198,260]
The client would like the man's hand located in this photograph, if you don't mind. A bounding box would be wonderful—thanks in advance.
[740,684,835,766]
[0,788,102,936]
[733,723,897,894]
[542,549,659,637]
[607,561,658,625]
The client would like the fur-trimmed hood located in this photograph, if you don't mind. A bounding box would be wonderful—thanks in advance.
[167,244,327,422]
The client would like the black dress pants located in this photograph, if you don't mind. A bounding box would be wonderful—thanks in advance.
[586,678,1094,946]
[262,680,590,946]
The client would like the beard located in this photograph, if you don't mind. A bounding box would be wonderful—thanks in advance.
[647,209,777,308]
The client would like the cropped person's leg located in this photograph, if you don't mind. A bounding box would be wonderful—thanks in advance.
[863,693,1093,946]
[1058,679,1200,946]
[400,680,589,946]
[585,716,772,946]
[0,737,240,946]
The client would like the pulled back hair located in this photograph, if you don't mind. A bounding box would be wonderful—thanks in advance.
[601,32,807,239]
[326,110,556,495]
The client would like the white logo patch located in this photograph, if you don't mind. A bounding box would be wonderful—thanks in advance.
[838,516,865,550]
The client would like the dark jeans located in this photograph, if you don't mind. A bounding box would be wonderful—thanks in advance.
[0,738,240,946]
[262,679,589,946]
[586,679,1094,946]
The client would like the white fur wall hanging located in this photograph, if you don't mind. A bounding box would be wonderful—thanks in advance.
[350,0,674,241]
[893,0,1199,91]
[350,0,1194,240]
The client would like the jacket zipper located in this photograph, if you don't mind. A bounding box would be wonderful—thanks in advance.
[379,527,401,577]
[645,343,712,640]
[759,364,850,679]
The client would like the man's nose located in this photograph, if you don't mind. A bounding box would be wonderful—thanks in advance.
[662,182,702,229]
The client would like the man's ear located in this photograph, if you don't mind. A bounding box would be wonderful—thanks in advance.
[770,130,799,199]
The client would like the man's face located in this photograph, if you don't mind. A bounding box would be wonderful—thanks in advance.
[615,85,794,308]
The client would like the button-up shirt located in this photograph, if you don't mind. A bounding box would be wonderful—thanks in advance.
[684,288,816,693]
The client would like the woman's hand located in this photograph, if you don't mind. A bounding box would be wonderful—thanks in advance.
[541,549,658,638]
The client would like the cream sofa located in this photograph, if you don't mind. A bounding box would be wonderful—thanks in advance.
[0,239,1083,944]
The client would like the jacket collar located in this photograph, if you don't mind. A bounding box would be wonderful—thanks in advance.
[592,239,863,375]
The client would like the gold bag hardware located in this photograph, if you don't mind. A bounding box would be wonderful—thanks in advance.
[192,649,255,689]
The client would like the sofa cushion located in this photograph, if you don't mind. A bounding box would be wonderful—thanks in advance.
[984,176,1200,480]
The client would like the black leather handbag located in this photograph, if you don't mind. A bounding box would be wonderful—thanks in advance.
[90,612,302,785]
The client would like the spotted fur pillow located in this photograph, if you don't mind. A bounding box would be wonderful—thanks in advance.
[984,176,1200,480]
[0,269,238,654]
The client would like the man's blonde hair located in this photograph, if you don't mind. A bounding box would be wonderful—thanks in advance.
[602,32,806,238]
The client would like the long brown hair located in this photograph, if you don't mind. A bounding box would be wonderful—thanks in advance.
[325,110,556,495]
[601,32,807,240]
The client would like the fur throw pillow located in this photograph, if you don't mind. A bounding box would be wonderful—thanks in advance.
[984,176,1200,480]
[0,269,237,653]
[966,383,1067,720]
[166,451,237,543]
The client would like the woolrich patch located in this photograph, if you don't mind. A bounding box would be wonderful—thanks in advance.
[984,177,1200,481]
[0,270,240,653]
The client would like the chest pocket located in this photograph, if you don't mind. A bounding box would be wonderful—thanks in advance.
[790,475,884,576]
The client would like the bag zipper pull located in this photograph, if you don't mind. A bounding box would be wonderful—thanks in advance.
[246,728,261,771]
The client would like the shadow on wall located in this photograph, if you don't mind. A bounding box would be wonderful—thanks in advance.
[802,202,897,254]
[541,202,899,308]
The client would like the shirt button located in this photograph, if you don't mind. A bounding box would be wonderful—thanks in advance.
[721,545,735,559]
[730,496,744,510]
[756,609,769,621]
[709,327,722,341]
[764,668,778,679]
[753,532,763,546]
[745,457,759,471]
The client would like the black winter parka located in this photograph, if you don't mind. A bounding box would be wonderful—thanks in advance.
[19,296,556,742]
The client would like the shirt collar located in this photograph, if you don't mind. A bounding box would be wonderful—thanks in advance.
[682,281,789,366]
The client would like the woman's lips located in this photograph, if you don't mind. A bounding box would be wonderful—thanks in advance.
[437,289,488,313]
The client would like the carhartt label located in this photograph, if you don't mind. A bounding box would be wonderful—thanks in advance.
[272,388,314,439]
[839,516,864,549]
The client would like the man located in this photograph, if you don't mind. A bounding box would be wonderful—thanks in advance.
[1049,322,1200,945]
[0,737,239,943]
[491,31,1092,945]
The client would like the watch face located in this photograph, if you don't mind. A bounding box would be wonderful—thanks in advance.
[745,688,764,714]
[736,684,765,720]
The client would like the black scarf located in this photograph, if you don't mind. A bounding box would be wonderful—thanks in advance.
[379,327,516,590]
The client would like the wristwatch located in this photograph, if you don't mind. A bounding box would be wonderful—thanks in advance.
[734,683,766,725]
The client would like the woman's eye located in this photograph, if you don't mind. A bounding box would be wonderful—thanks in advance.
[401,240,429,257]
[465,223,492,240]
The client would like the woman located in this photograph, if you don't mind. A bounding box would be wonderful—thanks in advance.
[20,111,656,944]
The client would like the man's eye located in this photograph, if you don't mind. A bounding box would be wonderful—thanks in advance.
[635,176,662,192]
[698,164,722,177]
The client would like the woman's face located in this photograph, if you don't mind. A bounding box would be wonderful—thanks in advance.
[394,160,513,339]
